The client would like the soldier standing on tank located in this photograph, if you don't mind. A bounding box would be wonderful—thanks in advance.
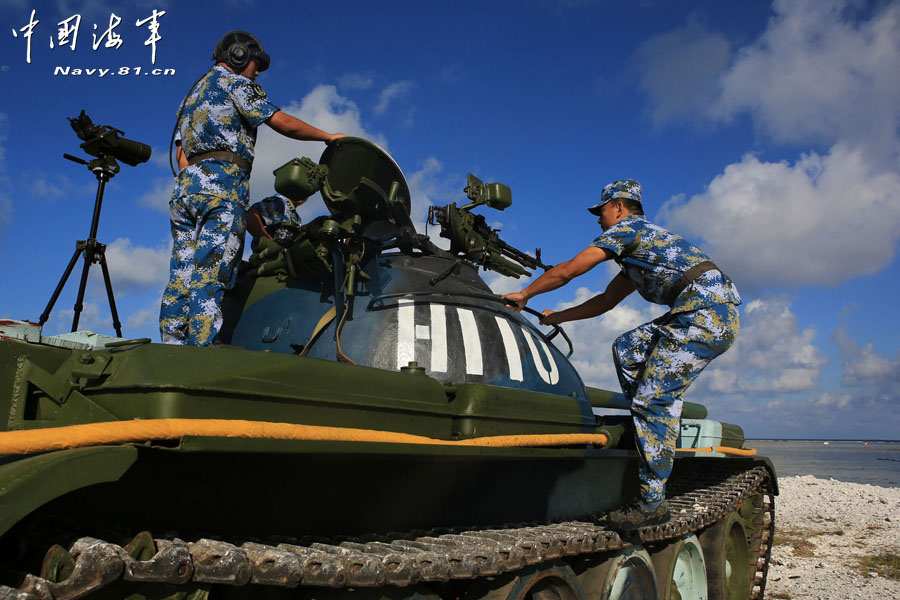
[502,179,741,530]
[160,30,346,346]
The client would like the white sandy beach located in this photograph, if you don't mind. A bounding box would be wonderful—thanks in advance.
[764,475,900,599]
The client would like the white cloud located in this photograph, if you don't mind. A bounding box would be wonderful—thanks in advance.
[635,21,731,127]
[438,64,464,85]
[554,296,826,411]
[711,0,900,161]
[125,300,162,330]
[374,80,414,116]
[724,320,900,436]
[658,144,900,289]
[485,271,528,296]
[28,173,72,202]
[638,1,900,291]
[638,0,900,162]
[149,144,177,171]
[693,297,827,400]
[337,72,374,90]
[139,177,175,212]
[56,301,102,334]
[833,324,900,388]
[814,392,852,409]
[103,237,170,294]
[406,156,451,233]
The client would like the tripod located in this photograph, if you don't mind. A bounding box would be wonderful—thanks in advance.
[40,153,123,337]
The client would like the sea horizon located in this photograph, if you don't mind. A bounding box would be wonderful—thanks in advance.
[746,439,900,487]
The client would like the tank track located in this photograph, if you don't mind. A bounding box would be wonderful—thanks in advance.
[1,462,774,600]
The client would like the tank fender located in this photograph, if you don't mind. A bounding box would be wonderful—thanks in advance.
[0,445,137,537]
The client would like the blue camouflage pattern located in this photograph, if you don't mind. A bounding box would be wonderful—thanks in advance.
[592,214,741,312]
[160,65,278,346]
[593,213,741,504]
[602,178,642,205]
[251,194,302,242]
[160,195,246,346]
[613,303,739,503]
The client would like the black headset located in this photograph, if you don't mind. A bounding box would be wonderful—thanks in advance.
[212,30,270,72]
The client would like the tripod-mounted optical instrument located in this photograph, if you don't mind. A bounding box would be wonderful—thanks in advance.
[40,111,151,337]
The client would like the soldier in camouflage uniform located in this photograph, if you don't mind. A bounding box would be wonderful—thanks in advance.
[161,31,345,346]
[502,179,740,530]
[247,193,306,245]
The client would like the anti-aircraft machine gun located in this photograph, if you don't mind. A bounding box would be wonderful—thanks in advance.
[0,137,776,600]
[428,173,551,280]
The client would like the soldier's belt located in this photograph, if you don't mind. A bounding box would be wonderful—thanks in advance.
[668,261,719,306]
[187,151,252,175]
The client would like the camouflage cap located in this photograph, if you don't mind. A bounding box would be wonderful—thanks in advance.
[588,179,642,215]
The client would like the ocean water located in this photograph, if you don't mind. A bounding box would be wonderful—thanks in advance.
[748,440,900,488]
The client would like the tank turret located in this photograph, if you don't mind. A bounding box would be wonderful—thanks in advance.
[221,138,588,414]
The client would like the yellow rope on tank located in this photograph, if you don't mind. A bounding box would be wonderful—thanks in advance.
[0,419,609,456]
[675,446,758,456]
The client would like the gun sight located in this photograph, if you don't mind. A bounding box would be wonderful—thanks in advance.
[463,173,512,211]
[69,110,151,167]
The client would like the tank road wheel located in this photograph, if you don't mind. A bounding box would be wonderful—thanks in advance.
[699,512,750,600]
[575,547,658,600]
[650,534,707,600]
[465,561,584,600]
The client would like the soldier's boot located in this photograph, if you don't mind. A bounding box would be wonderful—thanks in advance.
[607,499,671,531]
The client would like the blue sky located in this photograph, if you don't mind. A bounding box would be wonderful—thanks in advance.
[1,0,898,439]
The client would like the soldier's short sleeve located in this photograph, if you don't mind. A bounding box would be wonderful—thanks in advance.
[590,223,636,258]
[232,80,280,127]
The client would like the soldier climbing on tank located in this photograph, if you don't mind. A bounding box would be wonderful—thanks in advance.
[160,30,346,346]
[502,179,741,530]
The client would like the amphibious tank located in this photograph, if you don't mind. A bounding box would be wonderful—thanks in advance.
[0,138,776,600]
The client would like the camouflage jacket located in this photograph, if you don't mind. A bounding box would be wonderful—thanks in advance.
[591,214,740,313]
[173,65,279,205]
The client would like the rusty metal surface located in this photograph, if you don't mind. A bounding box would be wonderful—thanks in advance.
[8,463,773,599]
[119,538,192,584]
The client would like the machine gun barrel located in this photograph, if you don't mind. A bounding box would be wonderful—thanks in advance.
[494,237,551,272]
[428,199,551,279]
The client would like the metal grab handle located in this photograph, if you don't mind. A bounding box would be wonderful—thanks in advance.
[520,306,574,358]
[367,291,574,358]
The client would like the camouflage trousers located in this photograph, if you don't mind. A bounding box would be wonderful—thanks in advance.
[159,194,246,346]
[613,302,740,503]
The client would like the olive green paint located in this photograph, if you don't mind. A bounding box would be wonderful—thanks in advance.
[0,445,137,537]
